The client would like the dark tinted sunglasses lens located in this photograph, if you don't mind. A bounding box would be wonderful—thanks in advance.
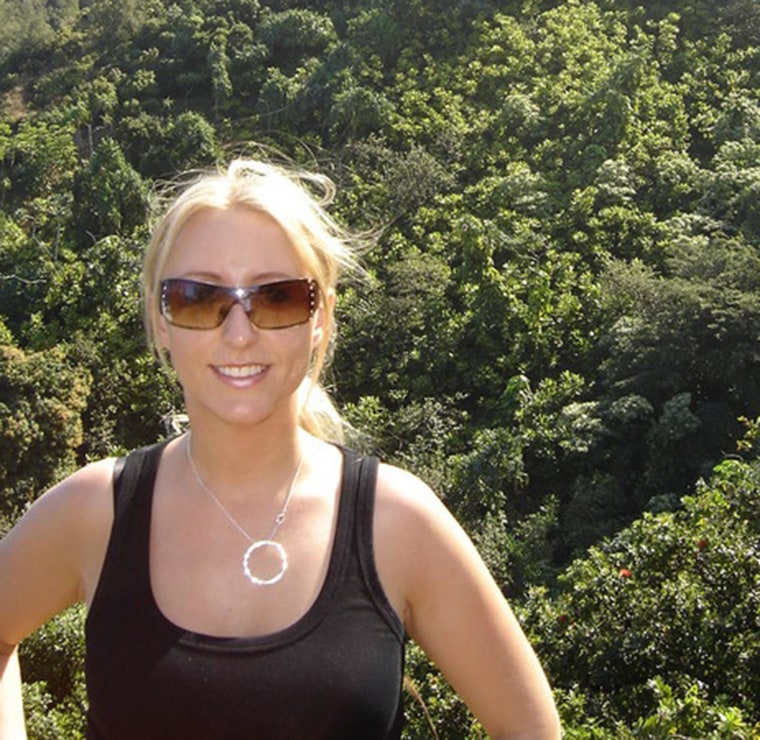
[252,280,313,329]
[164,281,231,329]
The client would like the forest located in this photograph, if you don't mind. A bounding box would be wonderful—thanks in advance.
[1,0,759,736]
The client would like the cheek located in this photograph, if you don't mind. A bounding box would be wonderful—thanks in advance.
[158,327,208,382]
[284,332,316,385]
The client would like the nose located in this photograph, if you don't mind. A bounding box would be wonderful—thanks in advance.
[221,302,258,345]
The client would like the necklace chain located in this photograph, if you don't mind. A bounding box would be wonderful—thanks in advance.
[185,433,303,585]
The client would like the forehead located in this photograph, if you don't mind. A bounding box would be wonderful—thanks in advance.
[162,206,304,282]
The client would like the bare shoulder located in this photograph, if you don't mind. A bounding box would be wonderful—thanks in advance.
[373,462,458,556]
[372,462,474,625]
[19,457,117,541]
[0,457,117,644]
[374,461,469,547]
[374,462,438,514]
[45,455,115,498]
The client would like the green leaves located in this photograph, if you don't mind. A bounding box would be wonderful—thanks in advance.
[0,344,90,515]
[70,138,148,244]
[3,0,760,735]
[522,456,760,734]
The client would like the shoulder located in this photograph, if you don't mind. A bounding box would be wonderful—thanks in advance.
[13,458,118,562]
[369,460,563,738]
[26,457,118,528]
[372,461,454,557]
[374,460,438,510]
[372,461,477,626]
[0,457,118,641]
[374,461,465,546]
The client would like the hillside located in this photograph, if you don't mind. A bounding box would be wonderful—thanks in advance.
[1,0,759,736]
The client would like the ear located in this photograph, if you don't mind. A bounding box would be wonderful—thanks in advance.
[311,287,335,348]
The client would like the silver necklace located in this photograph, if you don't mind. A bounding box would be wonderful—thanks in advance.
[185,433,303,586]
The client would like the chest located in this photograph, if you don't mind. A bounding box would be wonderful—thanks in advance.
[149,474,340,637]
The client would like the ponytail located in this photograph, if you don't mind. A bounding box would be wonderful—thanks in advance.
[297,378,346,444]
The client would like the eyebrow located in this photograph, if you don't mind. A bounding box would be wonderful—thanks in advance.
[173,271,301,285]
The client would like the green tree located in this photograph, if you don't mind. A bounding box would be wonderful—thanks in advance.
[0,344,90,516]
[522,453,760,733]
[163,111,218,173]
[20,605,86,740]
[208,30,233,123]
[0,0,55,60]
[258,8,337,75]
[70,137,148,245]
[0,115,77,215]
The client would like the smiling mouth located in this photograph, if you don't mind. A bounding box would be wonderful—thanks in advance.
[215,364,266,379]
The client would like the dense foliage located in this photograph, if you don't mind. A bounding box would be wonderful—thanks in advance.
[2,0,759,736]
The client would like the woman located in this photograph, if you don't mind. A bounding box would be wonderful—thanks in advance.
[0,159,561,738]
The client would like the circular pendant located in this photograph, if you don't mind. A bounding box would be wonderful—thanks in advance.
[242,540,287,586]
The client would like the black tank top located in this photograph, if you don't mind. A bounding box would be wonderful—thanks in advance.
[85,442,406,739]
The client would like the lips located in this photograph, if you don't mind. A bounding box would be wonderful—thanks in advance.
[214,364,266,379]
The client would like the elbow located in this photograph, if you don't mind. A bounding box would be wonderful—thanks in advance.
[491,703,562,740]
[0,641,19,658]
[525,702,562,740]
[494,724,562,740]
[539,711,563,740]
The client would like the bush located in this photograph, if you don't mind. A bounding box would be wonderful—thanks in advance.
[520,456,760,734]
[20,605,86,740]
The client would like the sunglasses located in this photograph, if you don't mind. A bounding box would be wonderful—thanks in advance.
[160,278,319,330]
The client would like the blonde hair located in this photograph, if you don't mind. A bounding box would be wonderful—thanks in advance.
[143,158,362,443]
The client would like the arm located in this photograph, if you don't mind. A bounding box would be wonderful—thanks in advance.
[0,646,26,740]
[375,465,561,739]
[0,460,114,731]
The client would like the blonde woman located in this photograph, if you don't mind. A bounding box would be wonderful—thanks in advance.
[0,160,561,739]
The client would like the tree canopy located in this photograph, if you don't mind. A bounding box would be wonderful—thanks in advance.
[2,0,760,735]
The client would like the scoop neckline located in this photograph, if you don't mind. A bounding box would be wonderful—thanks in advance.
[148,445,352,652]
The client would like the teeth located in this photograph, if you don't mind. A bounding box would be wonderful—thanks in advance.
[216,364,265,378]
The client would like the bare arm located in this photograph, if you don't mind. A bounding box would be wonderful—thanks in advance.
[0,459,114,732]
[0,646,26,740]
[375,465,561,739]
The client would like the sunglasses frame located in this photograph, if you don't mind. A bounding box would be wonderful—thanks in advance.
[160,277,319,330]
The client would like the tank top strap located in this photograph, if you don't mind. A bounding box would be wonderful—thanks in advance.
[342,449,405,642]
[93,441,167,607]
[112,441,166,512]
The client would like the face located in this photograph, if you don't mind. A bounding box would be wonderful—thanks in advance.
[156,206,324,431]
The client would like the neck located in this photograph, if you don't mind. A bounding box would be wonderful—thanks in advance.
[183,421,305,503]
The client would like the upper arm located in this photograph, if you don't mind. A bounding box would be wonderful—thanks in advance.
[374,465,561,739]
[0,459,115,647]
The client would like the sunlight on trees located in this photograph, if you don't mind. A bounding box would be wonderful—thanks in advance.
[2,0,760,735]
